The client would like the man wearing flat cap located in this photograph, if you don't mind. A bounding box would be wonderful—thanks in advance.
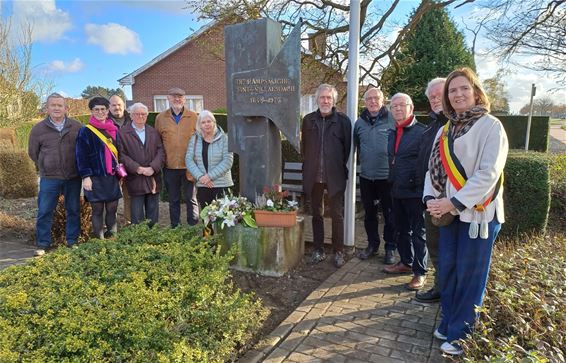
[155,87,199,227]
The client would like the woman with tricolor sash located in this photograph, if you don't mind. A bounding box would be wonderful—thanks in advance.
[423,67,508,356]
[76,97,123,239]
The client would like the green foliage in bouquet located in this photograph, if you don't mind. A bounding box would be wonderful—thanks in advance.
[200,193,257,229]
[254,185,299,212]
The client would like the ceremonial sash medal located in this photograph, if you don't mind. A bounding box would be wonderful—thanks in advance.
[439,121,503,239]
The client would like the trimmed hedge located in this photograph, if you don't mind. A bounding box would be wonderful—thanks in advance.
[0,149,38,199]
[416,114,550,152]
[501,151,551,236]
[0,224,267,362]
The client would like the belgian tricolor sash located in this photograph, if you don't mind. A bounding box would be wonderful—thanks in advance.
[439,121,503,212]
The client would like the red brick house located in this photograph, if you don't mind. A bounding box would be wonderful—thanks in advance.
[119,20,346,115]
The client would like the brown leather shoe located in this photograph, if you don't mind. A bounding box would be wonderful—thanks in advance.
[382,261,412,274]
[406,275,426,290]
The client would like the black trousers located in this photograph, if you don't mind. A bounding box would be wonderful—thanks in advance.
[359,177,396,252]
[197,187,229,210]
[163,168,199,227]
[310,183,344,253]
[130,193,159,227]
[91,200,118,239]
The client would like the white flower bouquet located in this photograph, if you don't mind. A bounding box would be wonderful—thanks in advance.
[200,194,257,229]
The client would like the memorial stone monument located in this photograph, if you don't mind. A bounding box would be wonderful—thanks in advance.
[223,19,304,276]
[225,18,301,201]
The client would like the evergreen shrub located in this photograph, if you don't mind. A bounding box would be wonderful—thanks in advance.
[0,149,37,199]
[501,151,550,236]
[549,154,566,214]
[0,224,268,362]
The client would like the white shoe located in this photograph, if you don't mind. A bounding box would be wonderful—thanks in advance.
[34,249,46,257]
[440,342,463,356]
[433,329,447,340]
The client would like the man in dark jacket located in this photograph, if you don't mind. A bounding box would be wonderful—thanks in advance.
[415,78,447,303]
[118,102,164,226]
[28,93,83,256]
[383,93,428,291]
[109,94,133,223]
[353,87,396,264]
[302,84,352,268]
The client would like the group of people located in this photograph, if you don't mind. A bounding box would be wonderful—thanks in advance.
[29,66,506,356]
[301,67,508,356]
[28,87,233,254]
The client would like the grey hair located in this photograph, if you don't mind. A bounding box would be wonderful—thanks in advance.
[128,102,148,114]
[196,110,217,135]
[425,77,446,98]
[363,87,384,100]
[390,93,413,105]
[315,83,338,104]
[45,92,66,104]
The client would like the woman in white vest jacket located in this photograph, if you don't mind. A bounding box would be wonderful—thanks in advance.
[186,110,234,209]
[423,67,508,356]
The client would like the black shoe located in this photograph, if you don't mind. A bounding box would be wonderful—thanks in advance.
[415,288,441,303]
[357,246,378,260]
[104,231,115,239]
[383,249,395,265]
[334,251,346,268]
[309,250,326,265]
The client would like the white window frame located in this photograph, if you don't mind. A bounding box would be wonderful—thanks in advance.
[153,95,204,113]
[300,94,317,116]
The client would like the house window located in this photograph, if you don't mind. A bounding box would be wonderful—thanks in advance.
[300,94,317,116]
[153,95,204,113]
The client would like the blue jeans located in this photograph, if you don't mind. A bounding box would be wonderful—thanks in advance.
[36,177,82,248]
[437,217,501,342]
[393,197,428,276]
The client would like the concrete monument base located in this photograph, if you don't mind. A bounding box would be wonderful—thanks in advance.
[218,216,304,277]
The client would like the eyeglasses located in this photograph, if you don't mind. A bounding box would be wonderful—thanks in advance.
[429,95,442,102]
[390,103,410,109]
[132,113,148,117]
[365,96,382,102]
[92,107,108,113]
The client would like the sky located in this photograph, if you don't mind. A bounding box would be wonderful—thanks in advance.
[1,0,564,114]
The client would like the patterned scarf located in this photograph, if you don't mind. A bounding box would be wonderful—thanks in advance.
[89,116,118,175]
[428,106,488,194]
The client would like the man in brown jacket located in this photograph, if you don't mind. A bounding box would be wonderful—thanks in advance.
[155,87,199,227]
[28,93,83,256]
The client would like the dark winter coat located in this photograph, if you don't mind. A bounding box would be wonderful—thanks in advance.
[28,117,82,180]
[387,116,426,199]
[416,111,447,189]
[301,107,352,198]
[118,124,165,196]
[76,124,122,202]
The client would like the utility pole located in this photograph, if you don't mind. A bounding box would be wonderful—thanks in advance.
[344,0,360,247]
[525,83,536,151]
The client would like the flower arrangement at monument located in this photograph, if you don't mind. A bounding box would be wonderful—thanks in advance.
[254,185,299,227]
[200,194,257,229]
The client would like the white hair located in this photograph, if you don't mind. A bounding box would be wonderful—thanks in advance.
[128,102,148,114]
[390,93,413,105]
[196,110,217,135]
[363,87,384,100]
[425,77,446,98]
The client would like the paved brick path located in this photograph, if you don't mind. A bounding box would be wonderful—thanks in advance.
[242,254,448,363]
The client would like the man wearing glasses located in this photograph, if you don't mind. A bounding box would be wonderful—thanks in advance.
[383,93,428,292]
[155,87,199,227]
[118,103,164,226]
[354,87,397,265]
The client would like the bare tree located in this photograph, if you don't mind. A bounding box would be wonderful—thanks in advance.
[184,0,476,87]
[483,0,566,87]
[0,18,48,127]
